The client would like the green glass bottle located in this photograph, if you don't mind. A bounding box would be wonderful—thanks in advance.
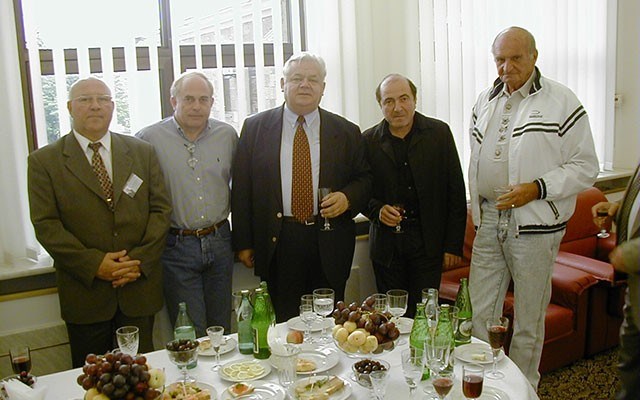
[454,277,473,346]
[251,288,271,359]
[260,281,277,325]
[434,304,455,373]
[409,302,430,380]
[237,290,254,355]
[173,302,197,368]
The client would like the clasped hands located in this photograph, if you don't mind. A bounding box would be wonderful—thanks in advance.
[96,250,142,288]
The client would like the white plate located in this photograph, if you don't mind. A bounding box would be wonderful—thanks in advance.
[289,376,352,400]
[453,343,504,364]
[449,385,510,399]
[396,317,413,334]
[197,336,237,356]
[164,381,218,399]
[269,345,340,375]
[220,380,286,400]
[287,316,333,332]
[219,359,272,382]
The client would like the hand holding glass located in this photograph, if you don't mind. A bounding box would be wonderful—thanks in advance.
[485,316,509,379]
[206,325,225,371]
[392,203,406,233]
[318,188,333,231]
[594,208,610,238]
[116,326,139,356]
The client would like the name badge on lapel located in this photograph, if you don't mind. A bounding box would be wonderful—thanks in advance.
[123,173,143,198]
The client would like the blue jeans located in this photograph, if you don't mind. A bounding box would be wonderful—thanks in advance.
[162,221,233,336]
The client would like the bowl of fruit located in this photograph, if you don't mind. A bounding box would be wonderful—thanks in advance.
[351,358,390,388]
[76,350,165,400]
[331,296,400,357]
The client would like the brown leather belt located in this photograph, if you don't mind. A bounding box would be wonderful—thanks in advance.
[282,216,316,225]
[169,220,226,237]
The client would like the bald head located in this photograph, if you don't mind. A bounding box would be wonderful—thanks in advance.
[492,26,537,57]
[491,27,538,93]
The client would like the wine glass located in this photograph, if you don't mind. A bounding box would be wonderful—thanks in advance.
[485,316,510,379]
[425,334,451,384]
[166,339,198,383]
[372,293,388,313]
[300,293,315,307]
[369,369,389,400]
[116,326,139,356]
[594,208,610,238]
[318,187,333,231]
[387,289,408,345]
[431,369,454,400]
[313,288,335,343]
[401,348,425,399]
[10,346,31,375]
[206,325,225,371]
[462,363,484,399]
[299,304,316,343]
[392,203,406,233]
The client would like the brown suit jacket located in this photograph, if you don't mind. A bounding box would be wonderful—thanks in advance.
[28,132,171,324]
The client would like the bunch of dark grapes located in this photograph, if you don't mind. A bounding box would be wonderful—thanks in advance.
[76,350,161,400]
[331,296,400,348]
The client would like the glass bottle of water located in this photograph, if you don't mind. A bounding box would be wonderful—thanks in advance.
[409,302,430,380]
[260,281,277,325]
[454,278,473,346]
[237,290,254,355]
[173,302,197,368]
[251,288,271,359]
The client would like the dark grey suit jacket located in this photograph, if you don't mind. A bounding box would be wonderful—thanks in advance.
[28,132,171,324]
[231,105,371,289]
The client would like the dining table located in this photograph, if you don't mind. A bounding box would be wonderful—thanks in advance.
[34,318,539,400]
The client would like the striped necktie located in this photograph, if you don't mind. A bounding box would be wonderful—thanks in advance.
[88,142,114,211]
[291,115,313,222]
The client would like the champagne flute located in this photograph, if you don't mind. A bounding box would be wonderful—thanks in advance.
[318,187,333,231]
[432,369,454,400]
[206,325,225,371]
[594,208,610,238]
[116,326,139,356]
[462,363,484,399]
[401,348,425,399]
[392,203,406,233]
[299,304,316,343]
[10,346,32,375]
[313,288,335,343]
[485,316,510,379]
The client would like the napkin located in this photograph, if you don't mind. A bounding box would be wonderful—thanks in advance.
[3,379,46,400]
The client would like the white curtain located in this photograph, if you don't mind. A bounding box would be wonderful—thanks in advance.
[418,0,616,173]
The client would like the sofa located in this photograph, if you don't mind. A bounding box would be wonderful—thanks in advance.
[439,187,624,373]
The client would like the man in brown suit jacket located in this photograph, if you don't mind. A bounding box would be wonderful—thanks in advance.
[27,77,171,367]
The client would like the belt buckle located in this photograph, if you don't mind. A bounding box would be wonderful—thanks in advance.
[194,228,206,238]
[303,219,315,226]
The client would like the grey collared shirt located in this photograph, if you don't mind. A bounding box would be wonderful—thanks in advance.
[136,116,238,229]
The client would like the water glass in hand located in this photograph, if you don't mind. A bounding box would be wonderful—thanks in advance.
[206,325,225,371]
[116,326,139,356]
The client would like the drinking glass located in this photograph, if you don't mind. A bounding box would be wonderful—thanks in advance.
[10,346,31,374]
[232,290,244,315]
[301,294,314,307]
[206,325,225,371]
[462,364,484,399]
[299,304,316,343]
[116,326,139,356]
[270,344,300,388]
[485,316,510,379]
[387,289,408,345]
[594,208,610,238]
[372,293,388,313]
[369,369,389,400]
[313,288,335,344]
[431,369,454,400]
[401,348,425,399]
[318,187,334,231]
[425,334,451,380]
[166,340,198,383]
[392,203,406,233]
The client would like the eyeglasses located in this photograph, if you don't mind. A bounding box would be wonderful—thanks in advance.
[185,143,198,169]
[71,95,113,106]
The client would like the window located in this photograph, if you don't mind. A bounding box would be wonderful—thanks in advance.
[17,0,303,149]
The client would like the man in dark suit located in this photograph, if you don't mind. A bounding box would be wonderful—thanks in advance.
[592,162,640,400]
[231,52,371,322]
[28,77,171,367]
[363,74,467,317]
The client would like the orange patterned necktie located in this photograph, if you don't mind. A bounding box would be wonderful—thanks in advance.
[88,142,114,211]
[291,115,314,222]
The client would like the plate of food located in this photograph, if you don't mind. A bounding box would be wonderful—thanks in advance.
[221,380,286,400]
[396,317,413,334]
[197,336,237,356]
[453,343,504,364]
[219,359,272,382]
[289,375,352,400]
[287,316,333,332]
[164,381,217,399]
[268,345,340,375]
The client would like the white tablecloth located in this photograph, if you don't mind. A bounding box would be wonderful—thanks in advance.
[35,322,539,400]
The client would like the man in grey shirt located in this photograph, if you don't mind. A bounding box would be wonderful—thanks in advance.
[137,71,238,334]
